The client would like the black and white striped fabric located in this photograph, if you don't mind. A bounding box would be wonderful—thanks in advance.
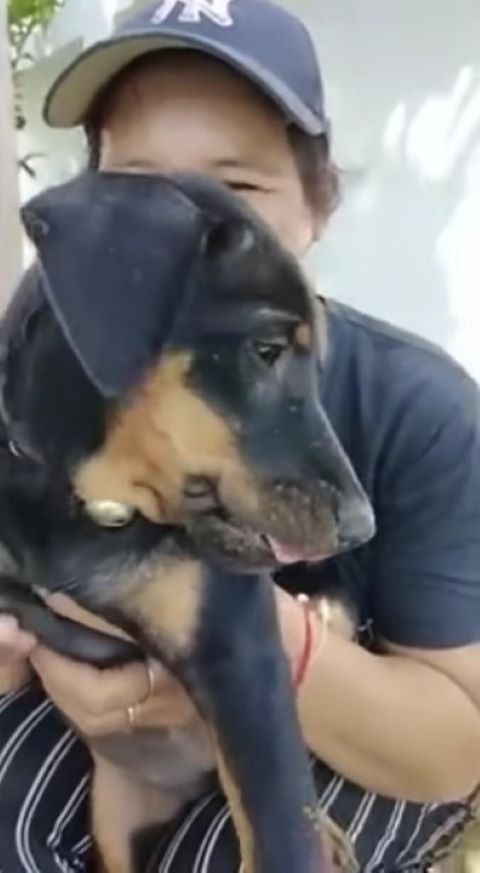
[0,680,478,873]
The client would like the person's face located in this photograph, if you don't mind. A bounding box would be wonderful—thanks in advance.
[99,53,319,255]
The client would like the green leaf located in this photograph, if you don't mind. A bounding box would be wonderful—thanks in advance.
[8,0,64,34]
[7,0,65,177]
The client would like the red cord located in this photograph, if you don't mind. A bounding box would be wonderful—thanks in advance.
[293,597,315,691]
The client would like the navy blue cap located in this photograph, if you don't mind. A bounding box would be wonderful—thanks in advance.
[43,0,329,137]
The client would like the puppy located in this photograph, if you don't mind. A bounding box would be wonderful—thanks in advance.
[0,171,374,873]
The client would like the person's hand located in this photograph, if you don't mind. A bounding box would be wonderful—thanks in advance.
[30,589,309,738]
[0,616,36,694]
[0,583,339,702]
[30,593,202,738]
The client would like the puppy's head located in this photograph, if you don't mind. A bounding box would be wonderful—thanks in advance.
[4,171,374,571]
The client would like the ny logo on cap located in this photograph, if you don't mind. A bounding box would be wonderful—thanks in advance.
[151,0,234,27]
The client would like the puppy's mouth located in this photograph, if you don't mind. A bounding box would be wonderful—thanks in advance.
[182,475,336,571]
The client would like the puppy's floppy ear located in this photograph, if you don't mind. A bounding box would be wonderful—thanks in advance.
[21,171,204,398]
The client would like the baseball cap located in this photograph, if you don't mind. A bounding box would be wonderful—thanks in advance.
[43,0,329,138]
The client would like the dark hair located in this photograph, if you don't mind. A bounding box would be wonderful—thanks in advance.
[84,51,340,219]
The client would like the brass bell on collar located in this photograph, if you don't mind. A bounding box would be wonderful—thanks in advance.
[85,500,134,528]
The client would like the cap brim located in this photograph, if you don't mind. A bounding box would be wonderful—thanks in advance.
[43,30,327,136]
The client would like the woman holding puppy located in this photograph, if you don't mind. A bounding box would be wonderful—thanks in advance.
[1,1,480,870]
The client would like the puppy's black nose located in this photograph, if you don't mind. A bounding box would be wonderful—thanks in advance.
[337,497,376,551]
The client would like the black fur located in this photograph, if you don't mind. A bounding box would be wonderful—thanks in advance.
[0,172,374,872]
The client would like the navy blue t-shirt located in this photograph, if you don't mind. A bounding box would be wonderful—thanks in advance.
[314,299,480,650]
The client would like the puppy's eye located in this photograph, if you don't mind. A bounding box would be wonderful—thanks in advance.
[252,338,288,367]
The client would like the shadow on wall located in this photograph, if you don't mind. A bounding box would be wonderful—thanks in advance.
[292,0,480,374]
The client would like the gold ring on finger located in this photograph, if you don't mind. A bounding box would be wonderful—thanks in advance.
[126,703,139,731]
[136,660,157,707]
[144,660,157,700]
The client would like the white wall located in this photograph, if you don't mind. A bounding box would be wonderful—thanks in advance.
[17,0,480,379]
[300,0,480,381]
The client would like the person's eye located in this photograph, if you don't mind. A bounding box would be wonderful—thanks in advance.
[225,180,263,193]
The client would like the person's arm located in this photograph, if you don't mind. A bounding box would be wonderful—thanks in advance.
[298,623,480,802]
[276,586,480,803]
[278,359,480,803]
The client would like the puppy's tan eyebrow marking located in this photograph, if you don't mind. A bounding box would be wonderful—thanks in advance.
[294,323,312,350]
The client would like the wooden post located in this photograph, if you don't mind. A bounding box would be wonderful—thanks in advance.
[0,0,22,308]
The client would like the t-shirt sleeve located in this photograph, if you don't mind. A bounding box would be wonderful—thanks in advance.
[371,353,480,648]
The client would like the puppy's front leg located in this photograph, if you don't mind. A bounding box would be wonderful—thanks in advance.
[91,754,182,873]
[185,568,329,873]
[90,560,329,873]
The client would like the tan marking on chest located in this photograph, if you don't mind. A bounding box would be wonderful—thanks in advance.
[210,730,256,873]
[120,559,203,655]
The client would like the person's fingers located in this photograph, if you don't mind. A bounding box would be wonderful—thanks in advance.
[0,615,37,660]
[31,641,199,735]
[130,680,198,729]
[30,596,202,736]
[0,662,33,694]
[52,684,199,737]
[30,644,160,715]
[86,680,197,734]
[0,616,36,693]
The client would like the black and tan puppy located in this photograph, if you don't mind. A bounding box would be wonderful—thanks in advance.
[0,172,374,873]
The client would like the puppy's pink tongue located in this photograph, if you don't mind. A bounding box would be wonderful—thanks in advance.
[266,538,309,565]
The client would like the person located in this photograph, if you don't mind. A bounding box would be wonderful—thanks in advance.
[2,0,480,870]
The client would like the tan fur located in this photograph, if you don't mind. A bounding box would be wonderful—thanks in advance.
[121,558,203,656]
[294,322,312,350]
[74,351,258,524]
[210,731,256,873]
[92,755,183,873]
